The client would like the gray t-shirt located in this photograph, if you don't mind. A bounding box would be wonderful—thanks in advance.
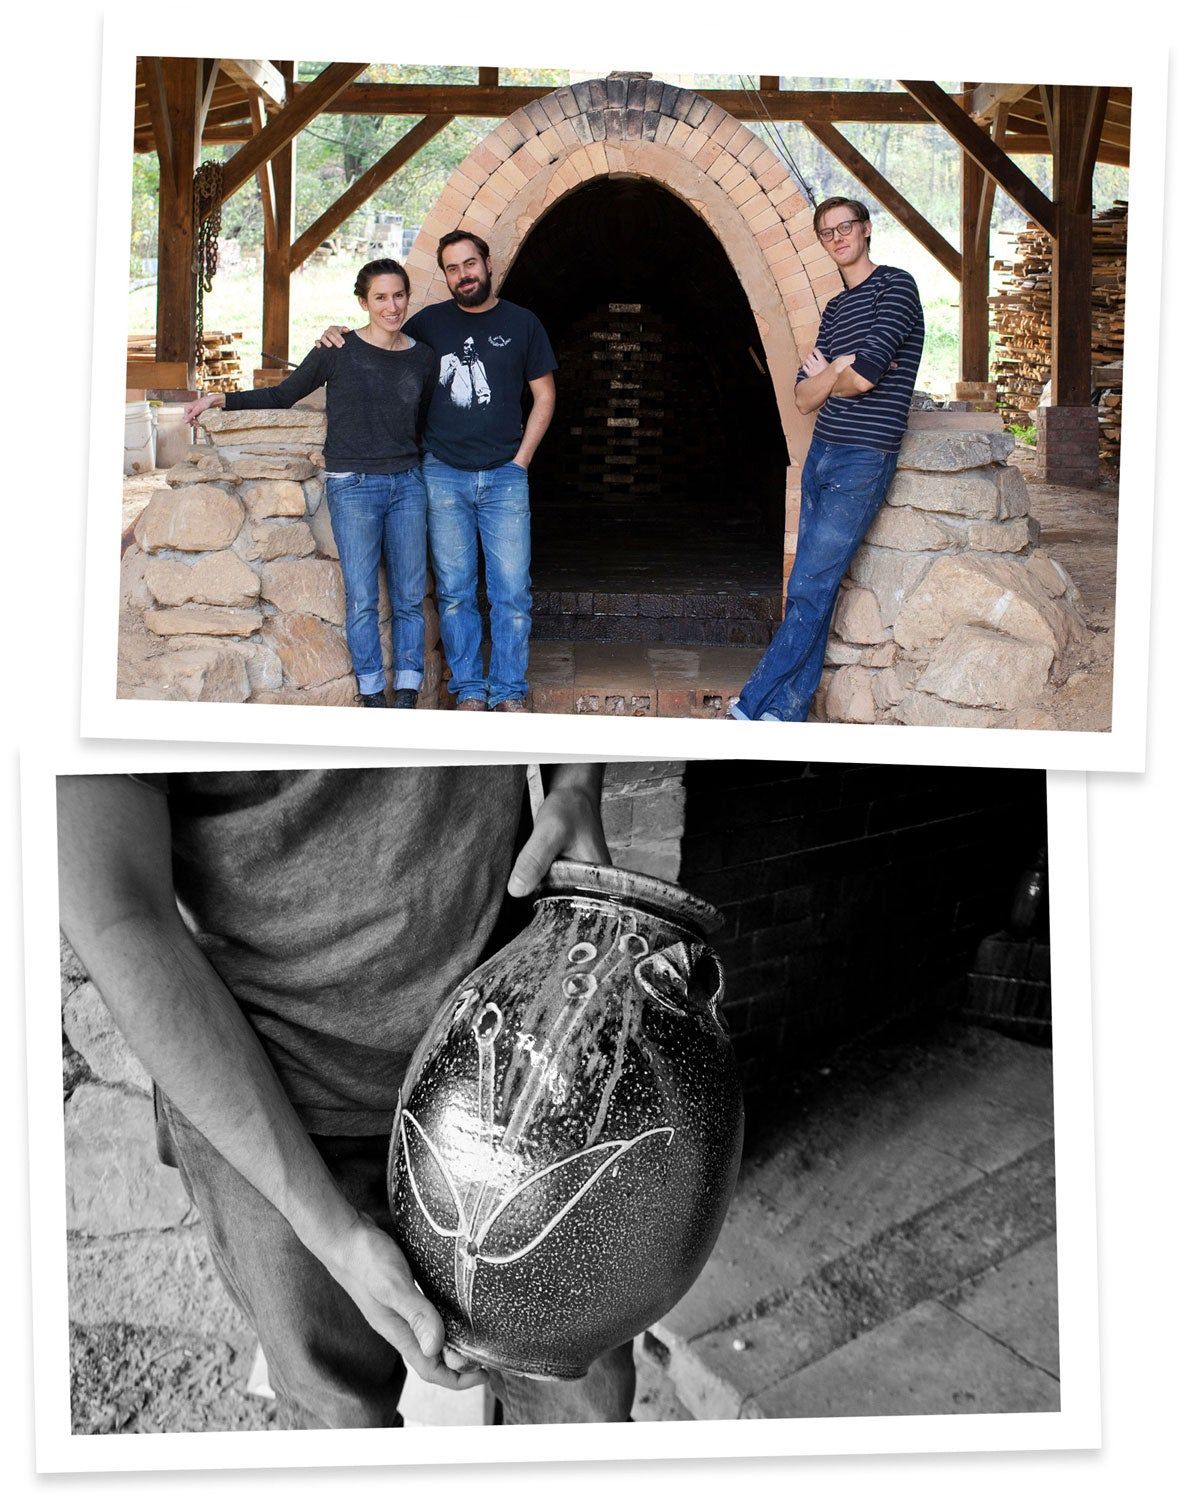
[133,767,529,1133]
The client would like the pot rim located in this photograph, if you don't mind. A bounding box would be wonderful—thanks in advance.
[538,859,724,936]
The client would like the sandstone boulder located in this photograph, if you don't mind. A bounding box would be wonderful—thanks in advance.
[244,480,307,520]
[894,692,1004,728]
[163,450,235,487]
[262,612,352,688]
[260,558,346,624]
[965,517,1035,554]
[64,1084,192,1234]
[228,456,318,482]
[866,504,956,552]
[824,664,876,723]
[832,583,888,645]
[245,521,317,562]
[916,624,1055,711]
[848,547,934,627]
[892,553,1087,659]
[136,643,253,702]
[145,605,262,639]
[199,408,326,451]
[134,485,245,553]
[146,550,260,607]
[886,468,1000,520]
[63,979,151,1092]
[896,429,1015,472]
[996,465,1032,519]
[167,636,281,696]
[255,674,359,707]
[307,495,339,558]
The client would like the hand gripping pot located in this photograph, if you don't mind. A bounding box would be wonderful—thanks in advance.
[387,860,744,1380]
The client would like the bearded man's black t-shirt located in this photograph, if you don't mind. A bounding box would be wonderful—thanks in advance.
[404,298,557,470]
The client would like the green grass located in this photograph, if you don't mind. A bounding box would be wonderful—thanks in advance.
[1007,422,1037,446]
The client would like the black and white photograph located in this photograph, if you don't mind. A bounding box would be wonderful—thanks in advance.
[39,757,1086,1457]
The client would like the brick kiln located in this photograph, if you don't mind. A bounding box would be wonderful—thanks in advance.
[402,75,827,649]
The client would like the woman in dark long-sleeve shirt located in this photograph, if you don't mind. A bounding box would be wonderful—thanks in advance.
[184,259,437,708]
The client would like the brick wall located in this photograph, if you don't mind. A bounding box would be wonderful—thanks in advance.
[678,762,1046,1113]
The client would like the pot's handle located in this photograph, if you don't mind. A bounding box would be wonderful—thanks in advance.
[692,944,728,1029]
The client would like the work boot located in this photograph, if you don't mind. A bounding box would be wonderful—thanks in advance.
[456,697,487,710]
[392,689,418,709]
[358,690,388,708]
[492,699,529,713]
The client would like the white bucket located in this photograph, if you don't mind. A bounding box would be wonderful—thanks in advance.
[153,403,193,469]
[124,401,155,475]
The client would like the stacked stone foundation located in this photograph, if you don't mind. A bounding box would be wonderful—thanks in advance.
[814,424,1090,728]
[119,405,449,706]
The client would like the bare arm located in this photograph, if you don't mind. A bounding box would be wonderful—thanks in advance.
[508,764,609,897]
[513,372,556,468]
[55,776,483,1390]
[794,351,857,415]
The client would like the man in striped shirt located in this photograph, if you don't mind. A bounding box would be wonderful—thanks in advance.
[731,196,924,722]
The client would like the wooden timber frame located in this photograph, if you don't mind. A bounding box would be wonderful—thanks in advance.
[133,63,1127,428]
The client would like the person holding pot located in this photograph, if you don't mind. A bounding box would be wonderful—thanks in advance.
[57,764,637,1426]
[183,259,437,709]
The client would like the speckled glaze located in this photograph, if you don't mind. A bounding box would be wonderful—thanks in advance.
[387,860,744,1380]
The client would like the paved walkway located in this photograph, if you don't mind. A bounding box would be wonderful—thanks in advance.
[645,1017,1059,1419]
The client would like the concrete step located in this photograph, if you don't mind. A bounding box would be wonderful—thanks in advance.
[527,639,754,716]
[648,1019,1060,1420]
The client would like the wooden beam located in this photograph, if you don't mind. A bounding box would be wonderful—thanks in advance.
[759,76,781,92]
[304,81,936,123]
[901,79,1057,235]
[968,82,1034,121]
[959,85,989,382]
[289,114,453,270]
[154,59,208,378]
[804,118,962,280]
[139,57,174,192]
[219,61,368,203]
[262,62,296,373]
[1049,86,1102,407]
[992,134,1129,168]
[478,67,499,87]
[246,94,277,255]
[220,58,288,109]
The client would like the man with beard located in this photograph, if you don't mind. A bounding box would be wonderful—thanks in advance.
[322,231,556,712]
[730,196,924,722]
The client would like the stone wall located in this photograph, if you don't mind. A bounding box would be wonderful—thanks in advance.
[118,405,449,706]
[815,422,1090,728]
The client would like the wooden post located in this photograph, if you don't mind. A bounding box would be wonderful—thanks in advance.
[261,62,295,379]
[150,59,206,382]
[958,84,989,384]
[1049,86,1104,407]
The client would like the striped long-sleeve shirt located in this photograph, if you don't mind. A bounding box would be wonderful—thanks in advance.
[799,265,924,454]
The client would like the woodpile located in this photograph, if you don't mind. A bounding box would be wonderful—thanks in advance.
[990,201,1126,464]
[126,331,245,394]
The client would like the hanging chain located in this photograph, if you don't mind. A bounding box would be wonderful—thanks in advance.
[193,159,224,386]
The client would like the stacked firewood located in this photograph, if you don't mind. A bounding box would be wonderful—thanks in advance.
[126,331,246,393]
[196,330,244,393]
[990,201,1127,463]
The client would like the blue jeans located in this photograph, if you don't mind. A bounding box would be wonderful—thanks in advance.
[158,1092,635,1427]
[423,454,532,706]
[325,470,428,696]
[733,438,899,722]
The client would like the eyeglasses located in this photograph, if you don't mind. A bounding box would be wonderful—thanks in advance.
[816,218,866,242]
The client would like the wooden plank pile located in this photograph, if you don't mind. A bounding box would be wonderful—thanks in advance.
[126,331,245,393]
[990,201,1127,463]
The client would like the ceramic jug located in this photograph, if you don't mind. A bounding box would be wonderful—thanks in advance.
[387,859,744,1379]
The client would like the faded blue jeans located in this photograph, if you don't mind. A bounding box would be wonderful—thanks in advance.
[325,469,427,696]
[732,438,899,722]
[157,1092,635,1428]
[423,454,532,707]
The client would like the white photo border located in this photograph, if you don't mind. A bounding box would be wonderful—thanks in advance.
[78,5,1166,773]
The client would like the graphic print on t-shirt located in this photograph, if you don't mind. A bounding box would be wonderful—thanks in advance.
[440,336,493,409]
